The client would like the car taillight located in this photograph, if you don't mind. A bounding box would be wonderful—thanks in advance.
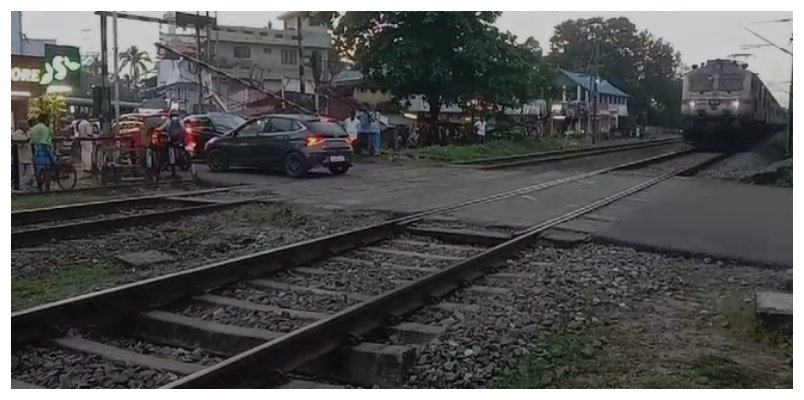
[305,136,323,147]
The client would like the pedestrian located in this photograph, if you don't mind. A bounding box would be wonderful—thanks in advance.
[369,107,383,154]
[29,113,55,191]
[356,104,376,155]
[473,116,487,144]
[75,112,94,172]
[343,110,359,143]
[11,120,34,190]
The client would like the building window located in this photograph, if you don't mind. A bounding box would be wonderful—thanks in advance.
[262,48,272,54]
[281,49,297,65]
[233,46,251,59]
[275,34,284,39]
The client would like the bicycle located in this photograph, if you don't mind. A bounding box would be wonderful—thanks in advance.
[35,151,78,191]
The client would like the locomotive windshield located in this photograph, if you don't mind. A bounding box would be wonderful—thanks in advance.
[688,74,715,92]
[717,74,744,92]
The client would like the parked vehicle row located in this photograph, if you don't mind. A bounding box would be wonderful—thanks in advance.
[113,111,354,178]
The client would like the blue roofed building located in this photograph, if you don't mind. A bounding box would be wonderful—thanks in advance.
[550,69,629,135]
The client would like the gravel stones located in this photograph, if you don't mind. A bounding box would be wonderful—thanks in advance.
[115,251,175,268]
[272,266,425,296]
[214,283,359,314]
[12,346,179,389]
[403,242,785,388]
[11,204,394,307]
[174,303,311,333]
[76,330,222,366]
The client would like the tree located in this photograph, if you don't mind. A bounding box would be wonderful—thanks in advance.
[82,54,103,77]
[466,29,556,113]
[548,17,683,127]
[333,11,502,124]
[118,46,152,87]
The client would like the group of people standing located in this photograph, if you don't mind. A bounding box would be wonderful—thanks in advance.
[11,112,94,191]
[343,105,384,155]
[12,113,56,191]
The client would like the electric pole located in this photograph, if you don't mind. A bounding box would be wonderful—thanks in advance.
[787,33,793,157]
[112,12,120,120]
[196,12,203,113]
[591,40,600,144]
[297,14,305,96]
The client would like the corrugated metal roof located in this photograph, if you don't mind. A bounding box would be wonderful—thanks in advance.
[560,69,628,97]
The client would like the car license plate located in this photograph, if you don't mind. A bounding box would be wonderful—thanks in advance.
[329,155,346,163]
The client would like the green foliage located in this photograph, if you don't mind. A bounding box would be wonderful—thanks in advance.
[332,12,552,123]
[548,17,683,127]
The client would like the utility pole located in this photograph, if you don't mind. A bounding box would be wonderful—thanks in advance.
[296,15,305,96]
[196,12,204,113]
[787,33,793,157]
[591,40,600,144]
[99,14,110,130]
[112,12,120,120]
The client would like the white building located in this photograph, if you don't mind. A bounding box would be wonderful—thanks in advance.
[11,11,56,57]
[155,12,332,113]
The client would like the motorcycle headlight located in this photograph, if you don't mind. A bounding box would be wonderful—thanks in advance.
[731,100,740,109]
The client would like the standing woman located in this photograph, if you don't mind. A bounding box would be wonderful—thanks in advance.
[29,113,55,191]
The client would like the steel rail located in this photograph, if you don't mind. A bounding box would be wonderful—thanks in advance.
[164,151,730,389]
[11,198,260,249]
[477,139,684,170]
[10,179,201,198]
[11,187,244,226]
[11,148,694,347]
[454,137,681,166]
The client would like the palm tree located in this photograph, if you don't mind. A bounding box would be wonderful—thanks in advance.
[118,46,152,87]
[82,54,103,77]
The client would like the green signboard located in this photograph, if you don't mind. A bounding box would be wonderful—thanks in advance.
[42,44,81,88]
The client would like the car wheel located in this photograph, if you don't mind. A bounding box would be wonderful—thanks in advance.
[283,151,309,178]
[206,149,229,172]
[328,165,350,176]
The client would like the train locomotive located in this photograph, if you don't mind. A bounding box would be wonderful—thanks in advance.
[681,59,787,150]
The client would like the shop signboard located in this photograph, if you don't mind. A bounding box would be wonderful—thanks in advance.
[10,55,47,97]
[42,44,82,89]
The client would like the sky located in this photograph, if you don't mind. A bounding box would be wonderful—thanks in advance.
[19,11,793,104]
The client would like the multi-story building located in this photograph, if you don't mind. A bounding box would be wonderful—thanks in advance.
[155,12,332,113]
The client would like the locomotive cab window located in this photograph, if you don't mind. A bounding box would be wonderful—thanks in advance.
[689,74,715,92]
[718,74,744,92]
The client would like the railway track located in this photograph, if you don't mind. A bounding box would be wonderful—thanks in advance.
[10,186,260,249]
[456,137,683,169]
[11,149,730,389]
[11,179,207,198]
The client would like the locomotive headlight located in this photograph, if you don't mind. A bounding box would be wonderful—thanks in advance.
[731,100,740,109]
[688,100,695,108]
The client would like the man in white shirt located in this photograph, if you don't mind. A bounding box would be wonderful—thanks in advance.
[75,113,94,172]
[11,120,34,190]
[473,117,487,144]
[343,110,359,142]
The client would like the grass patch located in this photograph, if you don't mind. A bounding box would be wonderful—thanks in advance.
[396,136,590,163]
[501,330,611,389]
[12,262,122,311]
[690,355,778,388]
[500,295,793,389]
[238,204,280,225]
[11,193,107,211]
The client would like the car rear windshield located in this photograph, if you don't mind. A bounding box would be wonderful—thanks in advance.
[209,114,246,132]
[306,121,348,137]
